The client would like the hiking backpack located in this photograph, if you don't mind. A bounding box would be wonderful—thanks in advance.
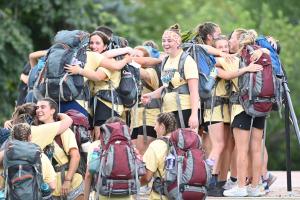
[181,42,217,100]
[3,140,44,200]
[154,129,210,200]
[64,109,91,176]
[91,122,145,197]
[117,64,140,108]
[41,30,89,102]
[238,45,276,117]
[25,56,46,103]
[256,36,284,111]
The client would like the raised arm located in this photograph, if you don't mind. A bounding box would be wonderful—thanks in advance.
[29,50,47,67]
[56,113,73,135]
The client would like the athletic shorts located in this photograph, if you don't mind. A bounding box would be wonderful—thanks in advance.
[231,111,265,130]
[172,109,192,128]
[53,181,84,200]
[93,100,119,126]
[131,126,157,140]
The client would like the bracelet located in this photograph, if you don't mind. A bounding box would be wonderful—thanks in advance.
[64,178,72,182]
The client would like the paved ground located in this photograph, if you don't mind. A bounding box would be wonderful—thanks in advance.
[206,171,300,200]
[139,171,300,200]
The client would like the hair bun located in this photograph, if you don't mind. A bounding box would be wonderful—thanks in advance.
[169,23,181,31]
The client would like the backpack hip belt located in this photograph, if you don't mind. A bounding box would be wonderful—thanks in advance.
[138,98,162,109]
[95,90,123,105]
[165,83,189,94]
[203,96,229,109]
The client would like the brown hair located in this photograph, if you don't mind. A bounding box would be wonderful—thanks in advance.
[11,103,37,125]
[196,22,219,43]
[134,46,150,57]
[142,40,159,50]
[105,116,126,124]
[11,123,31,142]
[38,97,59,121]
[212,35,228,48]
[90,31,110,46]
[156,113,177,135]
[167,23,181,36]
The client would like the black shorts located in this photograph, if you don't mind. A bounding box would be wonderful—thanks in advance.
[203,121,223,133]
[231,111,265,130]
[131,126,157,140]
[172,109,192,128]
[93,100,120,127]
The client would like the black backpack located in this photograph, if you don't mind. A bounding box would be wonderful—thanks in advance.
[3,140,44,200]
[41,30,89,102]
[117,64,140,108]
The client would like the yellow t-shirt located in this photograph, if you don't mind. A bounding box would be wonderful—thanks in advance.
[85,51,124,116]
[52,129,83,196]
[218,57,244,122]
[203,63,230,123]
[31,122,60,149]
[131,68,160,128]
[162,50,199,113]
[41,153,56,185]
[143,139,168,200]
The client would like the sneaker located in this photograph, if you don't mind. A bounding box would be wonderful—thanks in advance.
[247,184,266,197]
[223,179,238,190]
[223,186,248,197]
[263,172,277,189]
[207,185,224,197]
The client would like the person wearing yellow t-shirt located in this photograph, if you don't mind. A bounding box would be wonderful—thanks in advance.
[84,117,133,200]
[0,123,57,191]
[65,31,132,141]
[130,46,161,155]
[140,112,177,200]
[36,98,83,200]
[142,24,199,130]
[216,29,267,197]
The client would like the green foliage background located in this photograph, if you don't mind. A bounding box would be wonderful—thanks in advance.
[1,0,300,170]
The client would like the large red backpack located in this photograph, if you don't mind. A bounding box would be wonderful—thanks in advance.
[238,45,276,117]
[163,129,210,200]
[94,122,145,197]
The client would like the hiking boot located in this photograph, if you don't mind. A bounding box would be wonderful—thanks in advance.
[223,178,237,190]
[207,185,224,197]
[247,184,266,197]
[223,186,248,197]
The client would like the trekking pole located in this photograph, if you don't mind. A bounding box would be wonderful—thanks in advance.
[284,92,292,193]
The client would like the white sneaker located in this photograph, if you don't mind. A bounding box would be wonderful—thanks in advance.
[247,184,266,197]
[223,179,238,190]
[223,185,248,197]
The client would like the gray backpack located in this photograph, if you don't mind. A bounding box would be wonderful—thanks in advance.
[3,140,43,200]
[42,30,89,102]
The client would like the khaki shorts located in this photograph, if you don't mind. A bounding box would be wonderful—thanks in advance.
[53,181,84,200]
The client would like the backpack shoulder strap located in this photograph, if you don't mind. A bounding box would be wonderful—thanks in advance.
[178,51,189,80]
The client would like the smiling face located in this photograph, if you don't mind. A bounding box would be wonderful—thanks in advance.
[36,100,55,123]
[162,30,181,56]
[89,35,107,53]
[215,39,229,53]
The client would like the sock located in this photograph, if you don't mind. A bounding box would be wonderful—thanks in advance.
[205,158,215,167]
[230,176,237,182]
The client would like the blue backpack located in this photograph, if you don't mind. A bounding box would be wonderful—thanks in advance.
[180,42,217,100]
[255,36,283,76]
[256,36,284,111]
[25,57,46,103]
